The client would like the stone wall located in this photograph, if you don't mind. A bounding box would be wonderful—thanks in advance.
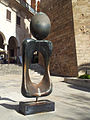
[72,0,90,75]
[40,0,78,76]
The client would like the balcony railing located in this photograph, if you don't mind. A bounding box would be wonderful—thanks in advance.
[16,0,37,15]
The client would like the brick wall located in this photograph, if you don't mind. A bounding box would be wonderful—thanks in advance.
[40,0,78,76]
[72,0,90,75]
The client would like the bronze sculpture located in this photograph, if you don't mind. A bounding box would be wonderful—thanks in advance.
[19,12,54,115]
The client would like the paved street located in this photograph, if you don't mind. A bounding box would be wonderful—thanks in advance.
[0,66,90,120]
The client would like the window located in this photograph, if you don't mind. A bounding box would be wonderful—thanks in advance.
[6,10,11,21]
[16,16,21,26]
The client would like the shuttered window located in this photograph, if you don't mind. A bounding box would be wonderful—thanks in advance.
[6,10,11,21]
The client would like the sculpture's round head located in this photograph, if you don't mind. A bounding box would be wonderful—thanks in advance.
[30,12,51,40]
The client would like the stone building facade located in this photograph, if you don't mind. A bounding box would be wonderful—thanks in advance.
[40,0,90,76]
[0,0,40,63]
[72,0,90,75]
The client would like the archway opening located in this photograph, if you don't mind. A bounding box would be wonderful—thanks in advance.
[0,34,4,49]
[8,37,17,63]
[29,51,45,84]
[31,51,38,64]
[0,34,6,63]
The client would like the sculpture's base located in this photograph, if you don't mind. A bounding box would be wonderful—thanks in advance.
[19,100,55,115]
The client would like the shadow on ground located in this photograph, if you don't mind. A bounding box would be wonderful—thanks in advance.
[0,96,19,113]
[0,96,16,102]
[68,84,90,92]
[0,103,19,112]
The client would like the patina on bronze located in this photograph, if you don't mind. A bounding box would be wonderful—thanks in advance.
[19,12,54,115]
[22,39,53,98]
[30,12,51,40]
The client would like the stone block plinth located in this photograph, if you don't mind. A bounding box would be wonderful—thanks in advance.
[19,100,55,115]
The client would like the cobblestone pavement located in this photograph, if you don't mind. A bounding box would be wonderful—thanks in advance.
[0,64,90,120]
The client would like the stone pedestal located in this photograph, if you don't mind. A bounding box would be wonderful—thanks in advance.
[19,100,55,115]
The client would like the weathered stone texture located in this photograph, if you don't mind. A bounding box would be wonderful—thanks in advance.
[40,0,78,76]
[72,0,90,74]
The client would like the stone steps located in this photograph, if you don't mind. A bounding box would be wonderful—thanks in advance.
[0,63,44,76]
[0,64,22,75]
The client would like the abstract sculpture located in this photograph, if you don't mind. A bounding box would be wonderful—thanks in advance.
[19,12,55,115]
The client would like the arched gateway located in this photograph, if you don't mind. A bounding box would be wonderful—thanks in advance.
[0,32,6,63]
[8,36,18,63]
[0,32,6,49]
[0,34,4,49]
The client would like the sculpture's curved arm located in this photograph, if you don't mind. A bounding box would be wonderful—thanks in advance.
[21,39,53,98]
